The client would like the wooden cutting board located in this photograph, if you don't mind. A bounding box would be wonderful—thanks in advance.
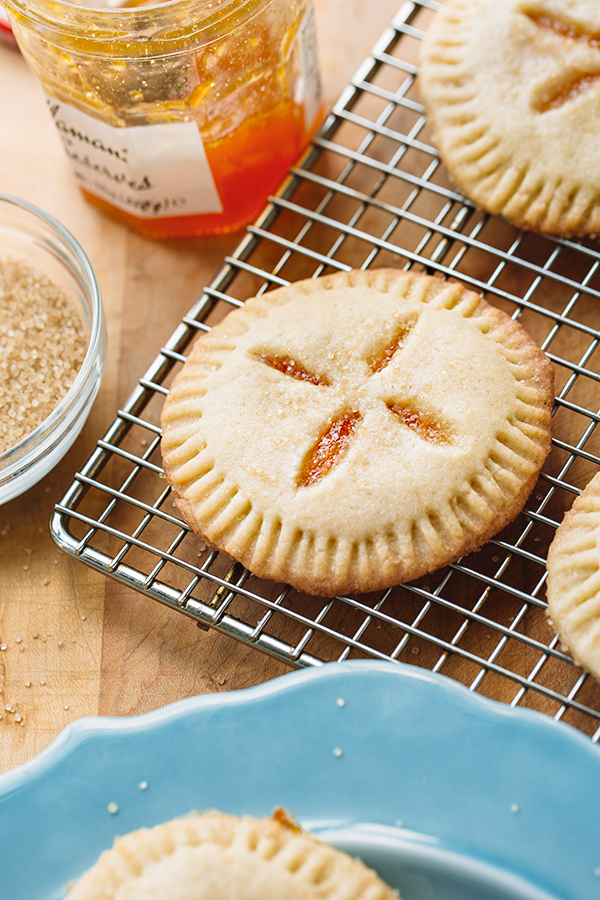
[0,0,405,775]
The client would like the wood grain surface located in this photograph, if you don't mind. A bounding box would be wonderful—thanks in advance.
[0,0,405,774]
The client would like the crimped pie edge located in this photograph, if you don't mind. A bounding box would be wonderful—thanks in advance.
[161,269,554,596]
[418,0,600,236]
[546,470,600,679]
[66,810,399,900]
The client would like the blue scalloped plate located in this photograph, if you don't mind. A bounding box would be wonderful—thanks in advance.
[1,660,598,900]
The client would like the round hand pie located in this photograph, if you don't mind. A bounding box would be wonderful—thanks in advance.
[418,0,600,235]
[546,471,600,680]
[160,268,554,596]
[66,810,399,900]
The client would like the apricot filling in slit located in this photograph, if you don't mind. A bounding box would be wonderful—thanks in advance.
[525,12,600,112]
[254,352,328,386]
[368,315,418,374]
[299,411,362,487]
[525,12,600,50]
[536,71,600,112]
[387,403,452,444]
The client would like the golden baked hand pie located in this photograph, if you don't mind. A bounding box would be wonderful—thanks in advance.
[66,810,399,900]
[546,471,600,680]
[418,0,600,235]
[160,269,554,597]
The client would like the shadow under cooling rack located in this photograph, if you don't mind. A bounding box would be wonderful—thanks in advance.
[52,0,600,741]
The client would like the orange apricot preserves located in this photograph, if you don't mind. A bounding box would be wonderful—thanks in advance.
[5,0,323,238]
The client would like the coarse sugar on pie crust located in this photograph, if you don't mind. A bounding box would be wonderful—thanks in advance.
[161,268,554,596]
[418,0,600,235]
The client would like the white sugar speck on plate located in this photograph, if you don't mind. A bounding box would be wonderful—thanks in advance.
[107,802,119,815]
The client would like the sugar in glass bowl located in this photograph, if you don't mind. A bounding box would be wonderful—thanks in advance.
[0,194,106,504]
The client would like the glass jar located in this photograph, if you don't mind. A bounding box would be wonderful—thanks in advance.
[4,0,323,239]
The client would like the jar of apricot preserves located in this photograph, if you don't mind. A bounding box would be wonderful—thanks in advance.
[5,0,323,238]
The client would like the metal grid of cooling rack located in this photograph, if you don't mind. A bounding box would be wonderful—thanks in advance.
[52,0,600,740]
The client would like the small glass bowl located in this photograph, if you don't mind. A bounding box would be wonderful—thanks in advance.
[0,194,106,504]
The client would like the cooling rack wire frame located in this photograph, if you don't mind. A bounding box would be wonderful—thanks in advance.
[52,0,600,741]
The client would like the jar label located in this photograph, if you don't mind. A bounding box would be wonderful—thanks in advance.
[46,98,223,219]
[299,3,322,130]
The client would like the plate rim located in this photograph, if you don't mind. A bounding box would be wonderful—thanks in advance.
[1,660,599,900]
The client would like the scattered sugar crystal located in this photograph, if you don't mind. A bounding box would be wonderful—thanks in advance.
[138,781,148,791]
[336,697,345,707]
[332,747,343,757]
[107,802,119,814]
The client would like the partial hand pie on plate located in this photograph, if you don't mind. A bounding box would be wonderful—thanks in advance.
[66,810,399,900]
[546,471,600,681]
[161,269,554,596]
[418,0,600,235]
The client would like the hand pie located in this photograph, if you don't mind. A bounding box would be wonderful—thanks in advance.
[161,269,554,596]
[418,0,600,235]
[546,471,600,680]
[66,810,399,900]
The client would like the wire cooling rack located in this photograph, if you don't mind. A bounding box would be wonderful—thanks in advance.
[52,0,600,740]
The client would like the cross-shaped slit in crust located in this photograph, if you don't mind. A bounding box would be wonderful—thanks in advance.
[525,12,600,111]
[252,315,452,489]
